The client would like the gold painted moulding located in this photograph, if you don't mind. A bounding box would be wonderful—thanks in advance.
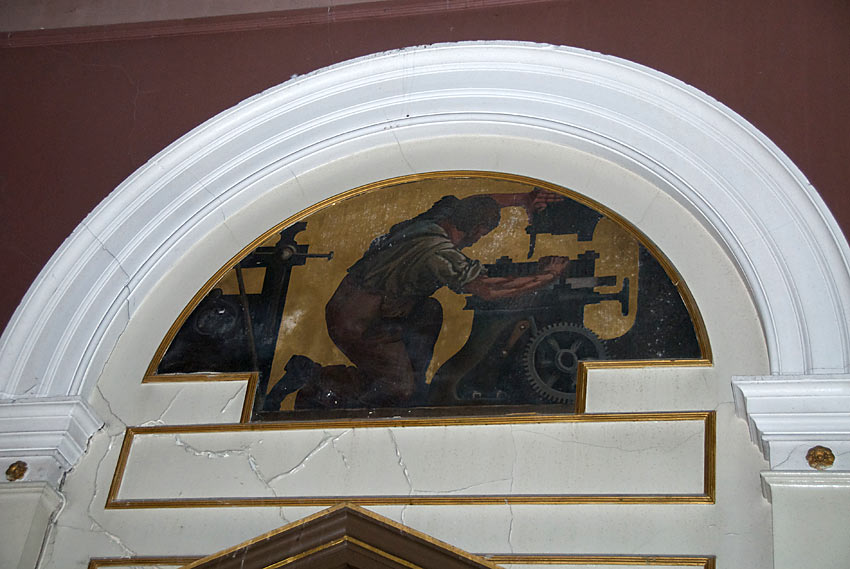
[105,410,716,509]
[87,555,715,568]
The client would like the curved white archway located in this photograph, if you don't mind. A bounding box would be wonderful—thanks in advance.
[1,42,849,481]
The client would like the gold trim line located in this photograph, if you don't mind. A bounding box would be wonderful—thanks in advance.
[105,412,715,509]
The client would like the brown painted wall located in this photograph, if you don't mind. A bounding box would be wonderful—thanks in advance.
[1,0,848,331]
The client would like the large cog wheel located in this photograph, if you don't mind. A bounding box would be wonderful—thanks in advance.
[523,323,607,403]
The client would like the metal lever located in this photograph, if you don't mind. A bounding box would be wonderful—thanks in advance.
[279,245,333,262]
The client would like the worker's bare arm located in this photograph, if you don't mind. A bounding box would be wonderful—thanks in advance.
[484,187,565,219]
[464,256,569,300]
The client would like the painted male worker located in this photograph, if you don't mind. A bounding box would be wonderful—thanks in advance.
[263,189,568,411]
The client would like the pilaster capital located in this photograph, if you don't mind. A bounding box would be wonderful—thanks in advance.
[0,397,103,486]
[732,375,850,471]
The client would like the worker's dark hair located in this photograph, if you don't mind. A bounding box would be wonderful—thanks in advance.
[448,196,501,233]
[368,195,502,256]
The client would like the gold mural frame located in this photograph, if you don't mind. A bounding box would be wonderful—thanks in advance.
[486,556,715,567]
[87,555,714,568]
[88,559,199,569]
[105,411,715,509]
[140,171,712,424]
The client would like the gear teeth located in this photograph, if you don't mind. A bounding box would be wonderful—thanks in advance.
[522,322,607,404]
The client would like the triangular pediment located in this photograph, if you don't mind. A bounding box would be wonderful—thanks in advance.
[181,503,502,569]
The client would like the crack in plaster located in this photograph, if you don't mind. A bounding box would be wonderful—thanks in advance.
[669,430,703,451]
[0,383,39,398]
[507,425,517,554]
[220,385,246,414]
[39,517,59,565]
[218,217,244,263]
[771,444,801,469]
[389,129,416,173]
[71,384,132,561]
[246,452,280,498]
[46,431,138,561]
[51,47,160,166]
[33,479,67,568]
[510,426,702,454]
[88,433,118,514]
[413,477,514,495]
[387,429,413,494]
[173,434,245,460]
[95,385,127,432]
[53,520,136,558]
[331,428,352,470]
[288,168,307,203]
[266,431,345,485]
[140,386,186,426]
[171,435,285,514]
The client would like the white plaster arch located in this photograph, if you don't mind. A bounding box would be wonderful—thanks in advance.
[1,42,849,480]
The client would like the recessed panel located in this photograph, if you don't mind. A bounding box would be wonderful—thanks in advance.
[109,414,710,506]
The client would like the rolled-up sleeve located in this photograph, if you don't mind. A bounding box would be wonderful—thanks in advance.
[426,248,483,293]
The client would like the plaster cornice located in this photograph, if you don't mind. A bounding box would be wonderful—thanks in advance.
[733,375,850,470]
[0,397,102,486]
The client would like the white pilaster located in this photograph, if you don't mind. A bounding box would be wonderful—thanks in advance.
[761,472,850,569]
[0,482,63,569]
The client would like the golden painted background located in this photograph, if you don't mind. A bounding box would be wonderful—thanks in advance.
[215,176,640,403]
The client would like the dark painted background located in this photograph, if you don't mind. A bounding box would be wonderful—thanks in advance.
[1,0,848,331]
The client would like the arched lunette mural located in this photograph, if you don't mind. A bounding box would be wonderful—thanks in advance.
[148,172,706,421]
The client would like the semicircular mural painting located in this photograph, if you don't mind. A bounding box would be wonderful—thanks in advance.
[150,172,707,421]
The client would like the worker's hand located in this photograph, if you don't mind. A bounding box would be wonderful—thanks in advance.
[523,187,564,221]
[539,255,569,276]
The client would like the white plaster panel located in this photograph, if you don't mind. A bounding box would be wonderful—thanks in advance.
[388,406,768,562]
[40,426,326,564]
[92,374,249,429]
[115,420,705,501]
[41,406,767,568]
[0,483,63,569]
[584,367,716,413]
[397,502,769,566]
[762,472,850,569]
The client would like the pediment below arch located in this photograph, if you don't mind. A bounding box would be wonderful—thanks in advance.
[183,504,500,569]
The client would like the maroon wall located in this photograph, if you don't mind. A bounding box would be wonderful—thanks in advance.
[2,0,848,331]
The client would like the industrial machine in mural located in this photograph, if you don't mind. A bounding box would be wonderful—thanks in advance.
[152,174,704,420]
